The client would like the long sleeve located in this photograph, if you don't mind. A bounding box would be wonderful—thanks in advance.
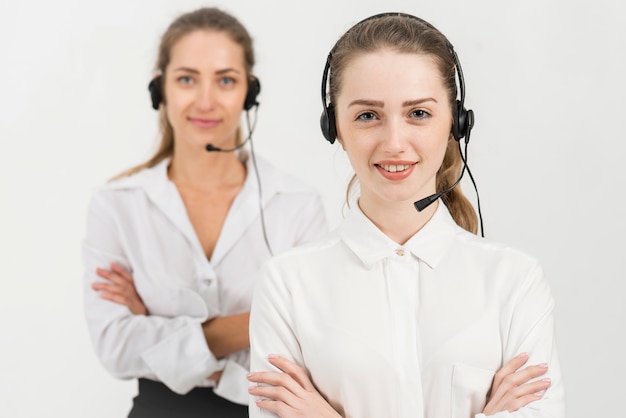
[82,192,223,394]
[248,261,304,418]
[476,262,566,418]
[247,204,567,418]
[83,157,330,403]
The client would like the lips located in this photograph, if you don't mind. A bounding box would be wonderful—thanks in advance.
[375,161,417,180]
[377,163,413,173]
[188,117,220,128]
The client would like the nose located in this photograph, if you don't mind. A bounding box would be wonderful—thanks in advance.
[195,82,216,111]
[381,117,409,153]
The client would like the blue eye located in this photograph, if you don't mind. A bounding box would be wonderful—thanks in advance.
[178,76,193,84]
[220,77,236,87]
[411,109,430,119]
[356,111,377,121]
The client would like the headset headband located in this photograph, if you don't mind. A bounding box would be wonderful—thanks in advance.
[320,12,474,144]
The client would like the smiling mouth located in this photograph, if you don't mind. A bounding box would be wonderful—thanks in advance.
[377,163,414,173]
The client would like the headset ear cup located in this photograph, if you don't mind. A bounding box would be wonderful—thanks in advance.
[148,76,162,110]
[452,99,467,141]
[320,104,336,144]
[244,77,261,110]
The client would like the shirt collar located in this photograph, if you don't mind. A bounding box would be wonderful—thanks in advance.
[103,150,309,198]
[104,152,313,263]
[339,200,459,270]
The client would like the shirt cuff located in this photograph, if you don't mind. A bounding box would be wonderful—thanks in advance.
[213,359,250,405]
[141,322,224,394]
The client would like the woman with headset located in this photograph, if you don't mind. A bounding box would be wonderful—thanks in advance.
[82,7,327,418]
[246,13,565,418]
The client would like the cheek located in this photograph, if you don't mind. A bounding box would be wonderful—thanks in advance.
[226,91,248,113]
[430,125,453,158]
[164,89,187,115]
[164,102,181,130]
[431,140,453,179]
[344,144,372,176]
[432,139,450,168]
[414,133,450,176]
[165,79,198,103]
[165,87,197,118]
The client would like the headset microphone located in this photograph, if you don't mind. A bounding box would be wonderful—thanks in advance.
[414,136,484,237]
[414,111,474,213]
[414,161,466,212]
[205,137,250,153]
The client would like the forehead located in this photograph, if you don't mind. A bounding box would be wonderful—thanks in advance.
[338,50,447,102]
[168,30,245,69]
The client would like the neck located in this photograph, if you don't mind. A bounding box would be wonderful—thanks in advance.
[168,147,246,190]
[358,196,438,245]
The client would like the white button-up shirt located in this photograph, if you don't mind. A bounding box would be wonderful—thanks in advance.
[82,153,328,405]
[249,202,565,417]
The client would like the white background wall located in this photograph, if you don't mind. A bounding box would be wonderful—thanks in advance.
[1,0,624,416]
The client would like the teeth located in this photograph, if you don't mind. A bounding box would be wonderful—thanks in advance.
[379,164,412,173]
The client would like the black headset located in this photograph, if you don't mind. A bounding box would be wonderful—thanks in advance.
[320,12,474,145]
[148,74,261,111]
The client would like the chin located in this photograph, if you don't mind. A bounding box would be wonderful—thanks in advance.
[383,187,430,204]
[371,192,418,206]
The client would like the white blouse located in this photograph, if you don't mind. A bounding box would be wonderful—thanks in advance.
[82,153,328,405]
[249,202,565,417]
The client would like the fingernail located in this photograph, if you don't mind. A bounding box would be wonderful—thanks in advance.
[517,352,528,358]
[542,378,551,384]
[268,354,278,360]
[539,363,548,369]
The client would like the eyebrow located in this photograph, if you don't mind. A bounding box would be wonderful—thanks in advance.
[348,99,384,108]
[403,98,438,106]
[348,98,438,108]
[172,67,200,74]
[171,67,243,75]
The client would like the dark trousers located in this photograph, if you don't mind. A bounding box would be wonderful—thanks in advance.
[128,378,249,418]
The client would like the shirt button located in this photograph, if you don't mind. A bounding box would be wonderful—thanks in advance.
[395,248,405,257]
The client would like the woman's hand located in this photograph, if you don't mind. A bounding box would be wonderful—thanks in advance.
[92,263,148,315]
[482,352,551,415]
[202,313,250,358]
[247,355,341,418]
